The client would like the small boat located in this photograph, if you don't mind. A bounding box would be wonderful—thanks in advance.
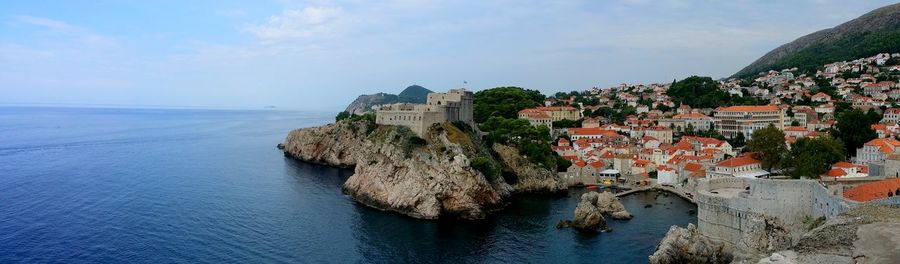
[586,185,599,190]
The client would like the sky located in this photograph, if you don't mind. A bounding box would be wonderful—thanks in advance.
[1,0,898,111]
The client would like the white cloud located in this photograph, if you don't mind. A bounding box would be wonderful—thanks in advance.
[243,6,345,43]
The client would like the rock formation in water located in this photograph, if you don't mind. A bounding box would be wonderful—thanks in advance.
[491,143,566,194]
[648,223,733,264]
[594,191,632,220]
[282,120,367,168]
[283,120,518,219]
[571,192,607,231]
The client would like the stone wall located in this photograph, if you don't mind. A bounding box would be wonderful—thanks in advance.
[696,178,853,255]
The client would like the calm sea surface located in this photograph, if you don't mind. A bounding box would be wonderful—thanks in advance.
[0,107,695,263]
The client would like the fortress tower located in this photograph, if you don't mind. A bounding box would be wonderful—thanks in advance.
[375,88,475,137]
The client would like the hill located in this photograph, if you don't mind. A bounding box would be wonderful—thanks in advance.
[344,85,433,115]
[733,3,900,78]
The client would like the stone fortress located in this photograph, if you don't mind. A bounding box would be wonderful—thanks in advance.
[694,177,854,257]
[375,88,475,137]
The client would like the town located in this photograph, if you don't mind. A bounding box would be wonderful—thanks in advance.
[512,52,900,204]
[361,52,900,261]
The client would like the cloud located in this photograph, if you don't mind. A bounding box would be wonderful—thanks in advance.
[243,6,345,43]
[12,15,118,47]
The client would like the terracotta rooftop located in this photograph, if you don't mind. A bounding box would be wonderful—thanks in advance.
[715,156,760,168]
[718,105,779,112]
[672,113,709,119]
[843,178,900,202]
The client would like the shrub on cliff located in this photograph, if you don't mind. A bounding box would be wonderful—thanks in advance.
[479,116,557,171]
[471,156,500,181]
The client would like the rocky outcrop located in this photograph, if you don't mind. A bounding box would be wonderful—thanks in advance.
[648,224,732,264]
[753,204,900,264]
[572,192,607,231]
[283,118,583,220]
[491,143,566,194]
[594,191,632,220]
[567,191,632,231]
[339,123,510,220]
[282,120,367,168]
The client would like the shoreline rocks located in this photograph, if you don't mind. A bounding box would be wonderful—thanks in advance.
[283,121,514,220]
[282,120,575,220]
[281,120,367,168]
[648,223,732,264]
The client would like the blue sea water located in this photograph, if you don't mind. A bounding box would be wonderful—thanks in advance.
[0,107,696,264]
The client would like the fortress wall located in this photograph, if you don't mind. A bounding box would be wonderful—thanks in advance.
[697,178,852,250]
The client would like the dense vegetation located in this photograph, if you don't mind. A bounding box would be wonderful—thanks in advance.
[830,109,880,155]
[666,76,766,108]
[736,29,900,78]
[745,125,788,171]
[784,136,845,179]
[473,87,545,123]
[478,116,562,171]
[397,85,432,103]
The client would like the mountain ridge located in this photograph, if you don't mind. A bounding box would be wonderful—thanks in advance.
[343,85,433,115]
[733,3,900,78]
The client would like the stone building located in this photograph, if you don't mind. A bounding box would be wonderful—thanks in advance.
[375,88,474,137]
[517,106,581,122]
[714,105,785,139]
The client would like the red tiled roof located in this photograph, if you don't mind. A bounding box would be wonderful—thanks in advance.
[716,156,760,168]
[684,162,702,172]
[575,160,587,167]
[826,168,847,177]
[833,162,854,168]
[718,105,779,112]
[843,178,900,202]
[590,161,605,168]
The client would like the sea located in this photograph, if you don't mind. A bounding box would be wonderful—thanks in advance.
[0,106,696,264]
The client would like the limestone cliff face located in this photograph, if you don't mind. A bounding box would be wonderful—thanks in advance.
[648,224,733,264]
[491,143,566,194]
[283,121,512,220]
[282,120,367,168]
[343,124,510,219]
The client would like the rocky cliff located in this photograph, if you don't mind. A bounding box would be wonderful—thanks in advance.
[491,143,566,194]
[342,123,510,219]
[282,120,367,168]
[648,224,733,264]
[755,204,900,264]
[283,120,518,219]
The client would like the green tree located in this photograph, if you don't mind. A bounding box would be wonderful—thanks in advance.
[730,132,746,148]
[831,109,878,155]
[335,111,351,121]
[473,87,545,123]
[785,136,845,179]
[746,125,788,171]
[479,117,557,170]
[666,76,730,108]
